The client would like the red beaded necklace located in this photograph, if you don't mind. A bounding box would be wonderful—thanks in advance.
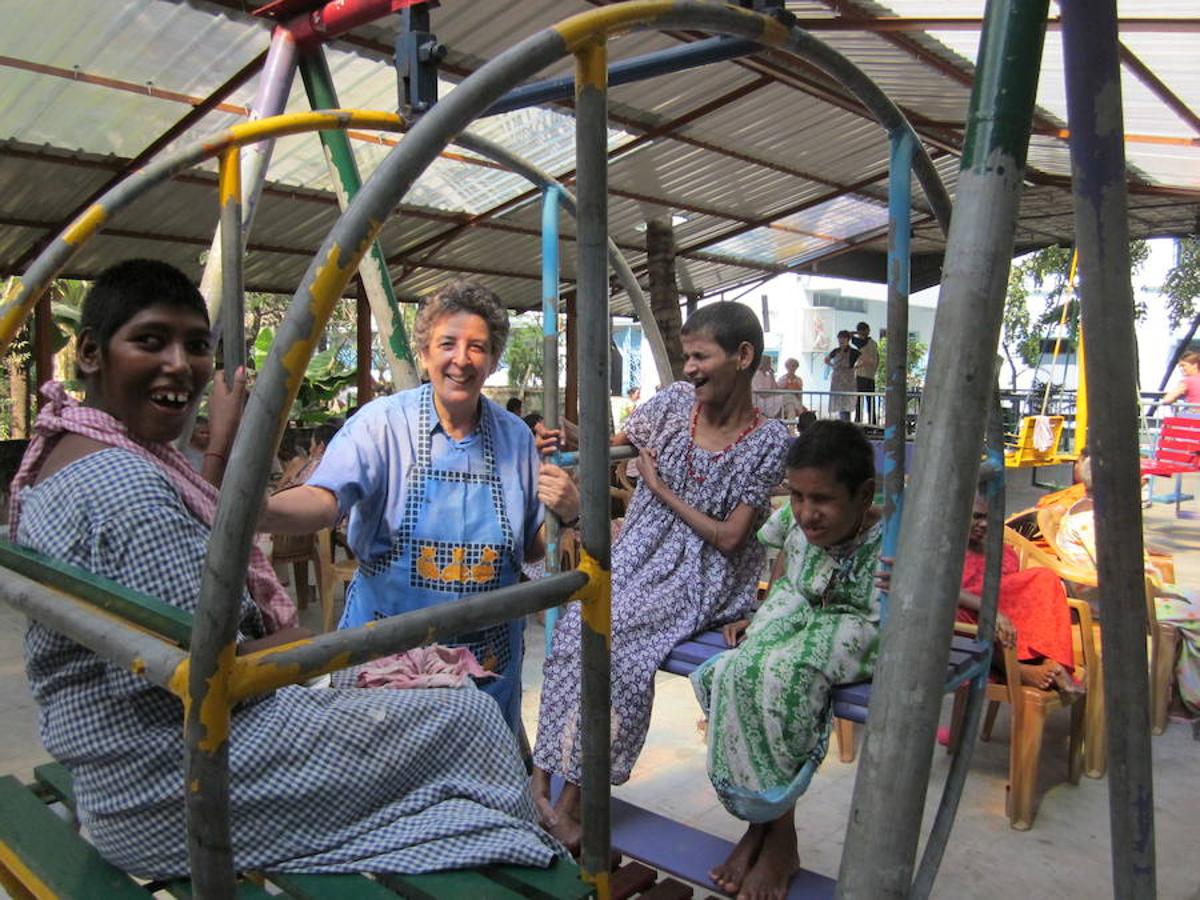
[686,405,761,483]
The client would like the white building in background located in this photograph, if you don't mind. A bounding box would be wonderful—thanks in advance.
[616,237,1191,401]
[618,273,937,398]
[498,237,1188,406]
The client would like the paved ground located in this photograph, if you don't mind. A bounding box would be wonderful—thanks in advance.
[1,465,1197,898]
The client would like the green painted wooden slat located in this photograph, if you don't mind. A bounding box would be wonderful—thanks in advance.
[484,858,595,899]
[163,876,275,898]
[270,871,402,899]
[0,775,148,899]
[0,539,193,646]
[380,869,527,899]
[33,761,76,812]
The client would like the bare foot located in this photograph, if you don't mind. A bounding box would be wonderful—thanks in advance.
[531,766,556,830]
[1017,659,1058,690]
[550,782,583,855]
[738,816,799,900]
[710,823,765,894]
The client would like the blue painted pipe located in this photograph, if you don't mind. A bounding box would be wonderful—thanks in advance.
[879,129,913,621]
[542,185,562,651]
[484,36,760,118]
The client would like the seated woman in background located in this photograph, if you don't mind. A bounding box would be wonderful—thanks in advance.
[692,420,882,899]
[10,260,562,879]
[1057,454,1199,715]
[959,494,1077,691]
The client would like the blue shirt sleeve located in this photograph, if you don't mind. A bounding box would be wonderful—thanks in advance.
[307,398,393,519]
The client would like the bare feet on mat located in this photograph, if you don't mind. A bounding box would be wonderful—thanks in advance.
[738,816,799,900]
[710,823,765,894]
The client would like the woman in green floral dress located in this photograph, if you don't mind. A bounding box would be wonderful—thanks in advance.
[692,420,882,899]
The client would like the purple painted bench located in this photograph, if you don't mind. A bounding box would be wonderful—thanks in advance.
[549,778,835,899]
[664,630,989,733]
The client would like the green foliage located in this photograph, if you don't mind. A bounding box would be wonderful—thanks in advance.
[999,242,1149,389]
[503,319,543,393]
[875,334,929,388]
[1162,237,1200,330]
[252,326,356,424]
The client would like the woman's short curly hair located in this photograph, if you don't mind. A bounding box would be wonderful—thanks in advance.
[413,280,509,359]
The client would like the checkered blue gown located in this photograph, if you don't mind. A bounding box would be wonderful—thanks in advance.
[18,448,562,879]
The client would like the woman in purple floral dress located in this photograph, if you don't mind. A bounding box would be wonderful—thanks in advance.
[532,304,789,849]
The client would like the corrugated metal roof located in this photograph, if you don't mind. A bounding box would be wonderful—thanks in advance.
[1,0,1196,317]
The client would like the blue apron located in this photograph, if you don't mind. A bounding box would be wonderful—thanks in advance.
[339,386,524,732]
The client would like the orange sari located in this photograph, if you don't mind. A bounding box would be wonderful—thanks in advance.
[959,545,1075,670]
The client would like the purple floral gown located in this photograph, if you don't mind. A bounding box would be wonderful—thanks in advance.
[533,381,789,784]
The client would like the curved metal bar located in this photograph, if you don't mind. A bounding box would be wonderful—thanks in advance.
[0,568,188,693]
[166,5,955,892]
[880,129,913,613]
[839,3,1049,895]
[453,131,677,389]
[908,387,1005,899]
[228,571,587,701]
[0,109,407,358]
[1062,1,1156,893]
[218,147,245,384]
[573,36,614,891]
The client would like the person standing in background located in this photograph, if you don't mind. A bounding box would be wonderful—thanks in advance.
[851,322,879,425]
[752,356,782,418]
[777,358,805,423]
[825,331,858,421]
[1161,351,1200,413]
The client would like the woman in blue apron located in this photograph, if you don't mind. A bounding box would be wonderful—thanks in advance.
[265,281,580,734]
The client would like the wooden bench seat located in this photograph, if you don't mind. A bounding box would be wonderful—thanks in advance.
[9,764,595,900]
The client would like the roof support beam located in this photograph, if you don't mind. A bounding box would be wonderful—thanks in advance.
[792,16,1200,34]
[11,49,269,273]
[1117,43,1200,138]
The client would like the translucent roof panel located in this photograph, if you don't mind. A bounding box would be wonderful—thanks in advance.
[704,194,892,267]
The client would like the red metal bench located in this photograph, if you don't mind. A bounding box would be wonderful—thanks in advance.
[1142,416,1200,517]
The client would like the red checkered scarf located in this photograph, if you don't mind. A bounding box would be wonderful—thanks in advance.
[9,381,298,634]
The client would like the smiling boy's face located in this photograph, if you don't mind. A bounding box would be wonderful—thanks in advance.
[79,303,213,444]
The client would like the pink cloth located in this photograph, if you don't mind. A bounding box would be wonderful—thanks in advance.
[9,382,298,633]
[355,645,497,690]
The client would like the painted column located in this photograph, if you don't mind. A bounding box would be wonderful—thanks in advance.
[542,184,563,648]
[574,36,614,899]
[881,129,912,579]
[837,2,1050,895]
[298,45,419,389]
[219,147,245,382]
[199,25,298,315]
[1061,0,1156,895]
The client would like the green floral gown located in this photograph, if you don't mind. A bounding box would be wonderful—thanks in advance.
[691,504,883,822]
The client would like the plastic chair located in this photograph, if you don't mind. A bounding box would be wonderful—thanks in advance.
[270,531,322,612]
[315,527,357,633]
[1033,506,1179,734]
[948,614,1089,831]
[1002,527,1106,775]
